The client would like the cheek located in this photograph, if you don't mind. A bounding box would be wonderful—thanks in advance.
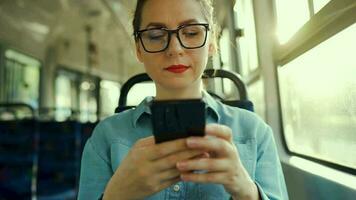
[192,48,209,69]
[142,56,162,75]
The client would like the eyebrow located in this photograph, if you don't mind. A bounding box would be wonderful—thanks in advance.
[145,19,200,29]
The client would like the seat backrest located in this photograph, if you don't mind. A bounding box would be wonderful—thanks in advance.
[0,103,37,199]
[36,121,81,198]
[80,122,98,154]
[0,119,38,199]
[115,69,254,113]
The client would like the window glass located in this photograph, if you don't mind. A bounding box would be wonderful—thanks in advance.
[219,28,231,68]
[55,70,98,122]
[79,79,98,122]
[234,0,259,76]
[247,78,266,120]
[313,0,331,13]
[127,82,156,106]
[275,0,310,44]
[219,29,233,95]
[100,80,120,119]
[1,50,41,109]
[278,23,356,169]
[55,74,73,121]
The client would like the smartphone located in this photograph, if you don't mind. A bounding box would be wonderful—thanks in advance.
[150,99,206,143]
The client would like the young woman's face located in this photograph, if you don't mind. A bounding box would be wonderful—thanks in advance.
[136,0,214,92]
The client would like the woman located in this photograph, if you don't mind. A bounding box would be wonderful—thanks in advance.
[78,0,288,199]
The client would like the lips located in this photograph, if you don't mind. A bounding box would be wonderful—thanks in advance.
[165,64,189,73]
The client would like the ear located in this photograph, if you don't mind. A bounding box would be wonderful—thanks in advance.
[208,42,216,57]
[135,42,144,63]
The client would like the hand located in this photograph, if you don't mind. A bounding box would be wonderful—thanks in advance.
[103,136,205,200]
[176,124,260,200]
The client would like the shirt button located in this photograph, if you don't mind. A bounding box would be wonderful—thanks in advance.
[173,184,180,192]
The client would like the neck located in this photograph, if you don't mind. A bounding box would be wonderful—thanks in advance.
[155,82,203,100]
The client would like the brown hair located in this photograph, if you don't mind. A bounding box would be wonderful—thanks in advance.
[132,0,219,52]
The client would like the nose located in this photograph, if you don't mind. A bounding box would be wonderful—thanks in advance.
[166,34,184,57]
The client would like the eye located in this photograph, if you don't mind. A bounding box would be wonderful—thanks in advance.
[181,26,204,37]
[183,31,200,37]
[144,30,166,41]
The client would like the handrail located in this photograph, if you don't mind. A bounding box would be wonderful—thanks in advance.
[118,69,249,108]
[0,103,35,119]
[202,69,248,100]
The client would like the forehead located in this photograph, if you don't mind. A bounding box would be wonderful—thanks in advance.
[140,0,207,28]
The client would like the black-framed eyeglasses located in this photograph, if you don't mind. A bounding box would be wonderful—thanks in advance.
[134,23,210,53]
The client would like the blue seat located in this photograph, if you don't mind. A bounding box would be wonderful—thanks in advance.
[36,121,81,199]
[0,119,38,200]
[80,122,98,155]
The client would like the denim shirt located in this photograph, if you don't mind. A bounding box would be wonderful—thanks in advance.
[78,92,288,200]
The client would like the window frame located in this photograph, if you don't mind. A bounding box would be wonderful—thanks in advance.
[0,47,42,108]
[274,0,356,175]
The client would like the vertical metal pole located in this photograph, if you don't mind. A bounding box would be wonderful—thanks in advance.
[85,25,92,75]
[225,0,242,74]
[84,25,100,121]
[40,46,57,109]
[84,25,91,121]
[308,0,315,18]
[0,45,4,101]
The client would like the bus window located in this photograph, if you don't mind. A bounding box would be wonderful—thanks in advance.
[127,82,156,106]
[100,80,120,119]
[278,22,356,170]
[55,73,74,121]
[313,0,331,13]
[79,78,98,123]
[0,49,40,109]
[247,77,266,120]
[55,69,99,122]
[275,0,310,44]
[219,29,233,96]
[233,0,265,119]
[234,0,259,76]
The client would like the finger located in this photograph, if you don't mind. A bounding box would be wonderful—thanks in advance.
[180,171,229,184]
[186,136,232,156]
[205,124,233,141]
[135,136,155,148]
[176,158,229,172]
[158,168,181,181]
[154,149,205,170]
[148,138,188,160]
[191,152,210,160]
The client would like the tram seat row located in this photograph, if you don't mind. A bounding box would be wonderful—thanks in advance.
[0,116,97,200]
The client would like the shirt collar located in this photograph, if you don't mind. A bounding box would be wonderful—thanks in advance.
[201,90,221,122]
[132,91,221,127]
[132,96,153,127]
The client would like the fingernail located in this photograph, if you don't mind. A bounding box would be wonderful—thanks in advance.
[205,125,212,131]
[176,162,186,169]
[187,138,198,147]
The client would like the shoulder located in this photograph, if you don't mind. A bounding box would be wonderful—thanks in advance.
[87,109,135,154]
[94,109,134,136]
[215,101,271,140]
[95,109,134,133]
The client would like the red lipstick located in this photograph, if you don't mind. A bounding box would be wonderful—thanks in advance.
[165,64,189,73]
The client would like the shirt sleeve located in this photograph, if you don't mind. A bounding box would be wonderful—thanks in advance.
[77,138,113,200]
[254,126,289,200]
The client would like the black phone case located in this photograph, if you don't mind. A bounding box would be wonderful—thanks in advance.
[150,99,206,143]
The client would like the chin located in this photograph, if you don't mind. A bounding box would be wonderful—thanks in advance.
[159,79,195,90]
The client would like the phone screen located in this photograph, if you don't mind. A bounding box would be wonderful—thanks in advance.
[150,99,206,143]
